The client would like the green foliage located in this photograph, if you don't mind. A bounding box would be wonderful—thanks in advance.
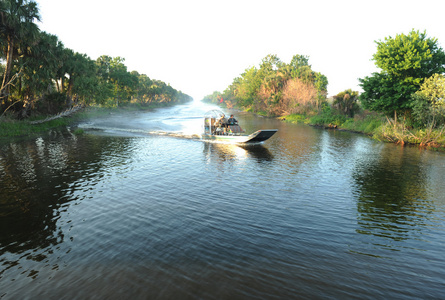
[0,115,70,137]
[0,2,191,119]
[232,66,262,107]
[360,30,445,116]
[341,114,383,134]
[0,0,192,120]
[309,104,347,126]
[333,89,360,117]
[373,117,445,147]
[282,114,307,124]
[373,30,445,77]
[73,128,84,135]
[415,73,445,108]
[410,74,445,128]
[202,91,222,104]
[0,0,41,103]
[206,53,327,116]
[95,55,137,106]
[314,72,328,93]
[411,94,433,127]
[37,92,66,114]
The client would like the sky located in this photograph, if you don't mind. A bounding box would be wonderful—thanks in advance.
[36,0,445,100]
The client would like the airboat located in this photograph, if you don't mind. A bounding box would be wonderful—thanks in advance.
[201,110,277,143]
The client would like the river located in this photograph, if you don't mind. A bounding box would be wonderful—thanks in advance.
[1,100,445,299]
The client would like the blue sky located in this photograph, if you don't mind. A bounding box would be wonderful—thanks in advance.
[37,0,445,100]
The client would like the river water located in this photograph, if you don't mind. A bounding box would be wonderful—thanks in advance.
[1,100,445,299]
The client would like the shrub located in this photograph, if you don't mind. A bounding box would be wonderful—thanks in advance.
[332,89,360,117]
[280,78,318,115]
[309,105,347,126]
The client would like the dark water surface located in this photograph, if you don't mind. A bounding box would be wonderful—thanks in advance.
[1,101,445,299]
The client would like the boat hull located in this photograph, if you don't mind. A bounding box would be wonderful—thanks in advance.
[201,129,277,144]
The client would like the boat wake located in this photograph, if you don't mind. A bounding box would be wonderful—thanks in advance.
[77,123,268,145]
[75,102,276,145]
[77,123,202,140]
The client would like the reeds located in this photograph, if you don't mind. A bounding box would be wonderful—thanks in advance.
[374,116,445,148]
[283,109,445,150]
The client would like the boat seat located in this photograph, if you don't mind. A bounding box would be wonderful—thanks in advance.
[228,125,243,134]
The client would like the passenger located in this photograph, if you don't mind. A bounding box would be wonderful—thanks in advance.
[216,114,227,127]
[227,114,237,125]
[227,114,243,134]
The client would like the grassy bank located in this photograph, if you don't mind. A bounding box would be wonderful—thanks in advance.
[0,117,72,137]
[281,110,445,150]
[0,103,172,138]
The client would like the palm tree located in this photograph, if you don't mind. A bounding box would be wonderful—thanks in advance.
[0,0,40,102]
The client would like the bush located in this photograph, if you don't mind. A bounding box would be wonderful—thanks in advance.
[309,105,347,126]
[332,89,360,117]
[411,79,445,128]
[341,114,383,134]
[282,114,307,123]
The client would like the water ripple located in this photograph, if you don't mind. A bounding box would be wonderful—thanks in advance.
[1,107,445,299]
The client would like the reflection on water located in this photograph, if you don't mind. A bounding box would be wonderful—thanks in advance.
[203,143,274,163]
[352,145,441,255]
[1,102,445,299]
[0,130,137,283]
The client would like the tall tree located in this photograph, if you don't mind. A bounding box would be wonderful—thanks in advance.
[67,52,97,105]
[359,30,445,116]
[20,32,62,96]
[95,55,137,106]
[0,0,40,102]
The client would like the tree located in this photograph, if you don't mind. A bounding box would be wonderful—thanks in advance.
[219,53,327,116]
[19,32,62,95]
[17,31,62,116]
[0,0,40,102]
[95,55,137,106]
[289,54,313,82]
[333,89,360,118]
[108,57,137,105]
[411,73,445,127]
[231,66,262,107]
[415,73,445,108]
[68,53,98,105]
[133,72,153,103]
[359,30,445,116]
[260,54,283,73]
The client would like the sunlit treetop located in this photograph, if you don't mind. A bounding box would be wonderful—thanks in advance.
[373,30,445,80]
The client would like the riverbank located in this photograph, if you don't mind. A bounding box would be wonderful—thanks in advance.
[0,103,170,138]
[280,111,445,151]
[3,103,444,151]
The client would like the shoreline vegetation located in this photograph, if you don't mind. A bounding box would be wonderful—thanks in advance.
[202,30,445,151]
[0,102,174,138]
[280,110,445,150]
[1,0,192,136]
[1,1,444,150]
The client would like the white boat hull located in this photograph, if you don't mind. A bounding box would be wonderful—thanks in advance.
[201,129,277,144]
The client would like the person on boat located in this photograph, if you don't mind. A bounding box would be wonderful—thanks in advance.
[227,114,243,134]
[216,114,227,127]
[212,114,225,134]
[227,114,237,125]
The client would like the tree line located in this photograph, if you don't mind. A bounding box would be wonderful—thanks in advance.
[359,30,445,129]
[203,54,328,116]
[0,0,192,119]
[205,30,445,133]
